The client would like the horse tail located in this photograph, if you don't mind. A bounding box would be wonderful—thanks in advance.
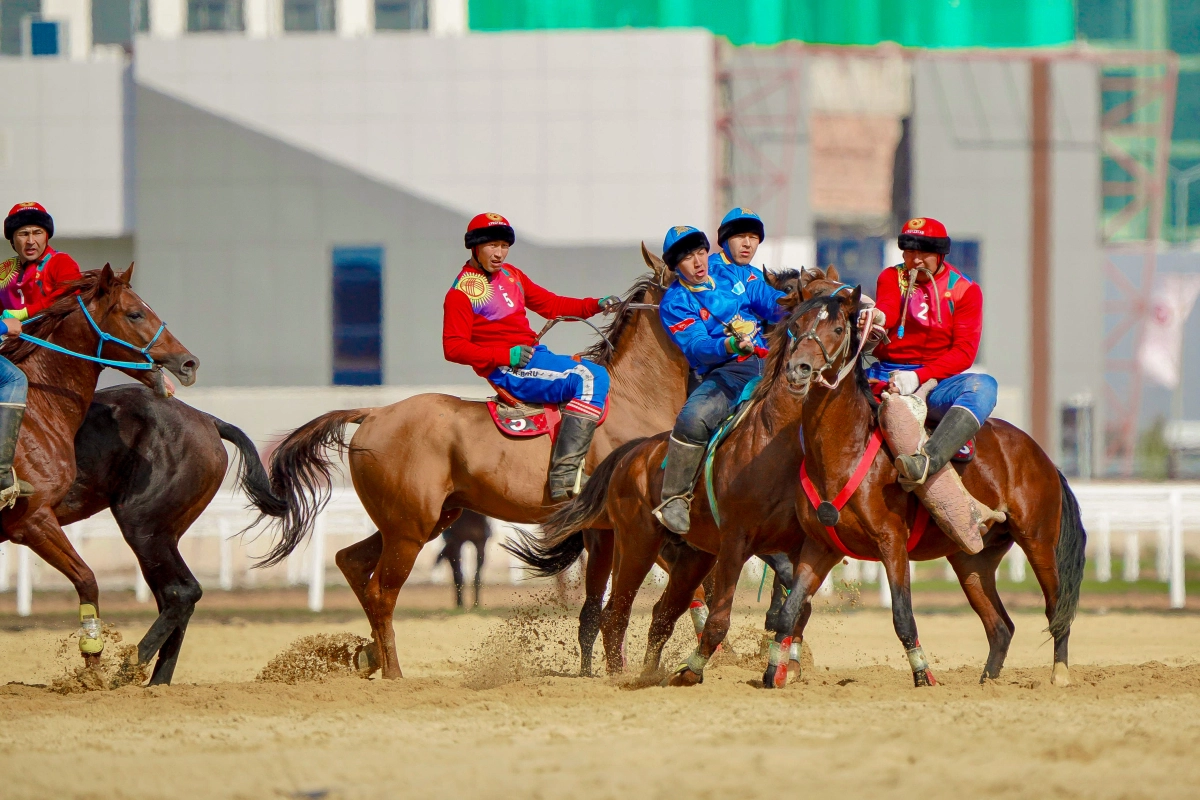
[209,415,288,519]
[1049,469,1087,641]
[503,437,647,578]
[255,408,370,568]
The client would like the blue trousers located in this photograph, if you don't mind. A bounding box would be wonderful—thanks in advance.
[0,356,27,405]
[488,345,609,413]
[672,357,763,445]
[866,361,996,423]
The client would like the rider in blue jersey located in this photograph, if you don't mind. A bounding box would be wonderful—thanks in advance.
[709,207,766,277]
[654,224,787,535]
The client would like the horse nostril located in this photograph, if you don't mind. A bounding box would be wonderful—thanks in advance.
[181,357,199,375]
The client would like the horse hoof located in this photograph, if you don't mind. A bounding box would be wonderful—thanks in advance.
[354,642,381,678]
[913,669,937,687]
[82,652,103,671]
[665,666,703,687]
[762,663,788,689]
[1052,662,1071,687]
[787,659,803,683]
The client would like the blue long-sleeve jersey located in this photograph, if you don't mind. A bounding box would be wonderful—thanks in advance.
[659,260,786,375]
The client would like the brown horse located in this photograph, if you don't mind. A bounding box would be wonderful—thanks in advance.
[761,289,1086,688]
[260,247,694,678]
[507,278,850,680]
[434,509,491,609]
[0,265,198,665]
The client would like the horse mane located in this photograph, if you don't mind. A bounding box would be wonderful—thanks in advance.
[0,271,106,364]
[580,272,665,366]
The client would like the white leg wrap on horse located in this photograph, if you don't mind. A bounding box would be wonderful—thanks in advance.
[767,640,784,667]
[684,649,708,674]
[906,645,929,674]
[689,602,709,635]
[78,603,104,655]
[789,641,801,662]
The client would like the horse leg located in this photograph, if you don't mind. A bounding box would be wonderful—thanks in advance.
[788,598,814,681]
[667,535,751,687]
[578,529,612,677]
[763,541,840,689]
[948,540,1015,682]
[446,544,466,609]
[131,540,203,685]
[336,531,383,611]
[643,545,715,675]
[1024,528,1070,686]
[14,510,103,666]
[362,532,425,679]
[599,519,662,676]
[473,540,485,609]
[880,540,936,688]
[759,552,794,656]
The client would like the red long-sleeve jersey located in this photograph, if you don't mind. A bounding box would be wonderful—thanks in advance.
[872,262,983,384]
[442,262,601,376]
[0,248,82,320]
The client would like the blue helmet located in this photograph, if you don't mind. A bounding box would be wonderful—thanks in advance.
[717,207,765,245]
[662,225,710,270]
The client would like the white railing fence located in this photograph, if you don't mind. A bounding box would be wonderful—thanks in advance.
[0,482,1195,614]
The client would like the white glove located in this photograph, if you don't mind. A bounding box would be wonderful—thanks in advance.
[889,370,919,395]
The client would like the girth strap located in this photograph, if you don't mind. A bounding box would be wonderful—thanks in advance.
[799,427,929,561]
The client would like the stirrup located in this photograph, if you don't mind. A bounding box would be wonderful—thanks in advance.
[897,451,932,492]
[0,468,28,509]
[651,492,693,531]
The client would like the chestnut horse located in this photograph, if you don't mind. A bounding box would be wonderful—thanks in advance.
[506,279,851,680]
[0,265,198,665]
[260,247,693,678]
[760,290,1086,687]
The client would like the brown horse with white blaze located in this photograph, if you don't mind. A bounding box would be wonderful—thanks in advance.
[260,247,693,679]
[0,265,198,665]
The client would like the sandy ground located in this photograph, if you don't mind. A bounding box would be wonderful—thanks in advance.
[1,597,1199,800]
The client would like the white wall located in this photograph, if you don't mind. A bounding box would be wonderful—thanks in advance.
[0,59,131,238]
[133,30,714,246]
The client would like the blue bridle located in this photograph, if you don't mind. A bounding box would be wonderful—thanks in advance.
[16,295,167,371]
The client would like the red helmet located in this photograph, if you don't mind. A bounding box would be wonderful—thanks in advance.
[897,217,950,255]
[4,202,54,241]
[464,212,515,250]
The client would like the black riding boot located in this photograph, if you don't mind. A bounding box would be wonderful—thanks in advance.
[895,406,980,488]
[652,436,706,535]
[0,403,34,499]
[548,413,599,500]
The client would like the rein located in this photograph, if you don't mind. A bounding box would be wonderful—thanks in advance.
[534,302,661,359]
[17,295,166,371]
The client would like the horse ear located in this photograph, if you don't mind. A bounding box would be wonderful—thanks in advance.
[98,263,116,293]
[848,284,863,310]
[778,291,800,310]
[642,241,668,281]
[120,262,135,285]
[825,264,840,282]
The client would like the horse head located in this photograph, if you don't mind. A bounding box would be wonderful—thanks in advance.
[781,285,866,396]
[88,263,200,396]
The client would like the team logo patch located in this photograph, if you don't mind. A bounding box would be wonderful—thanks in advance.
[485,212,505,222]
[906,218,926,230]
[669,317,696,334]
[739,207,753,215]
[455,272,493,309]
[728,315,757,338]
[699,308,710,321]
[747,273,757,282]
[732,281,745,295]
[673,226,691,235]
[16,202,39,209]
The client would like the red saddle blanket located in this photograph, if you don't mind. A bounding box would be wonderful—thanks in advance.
[486,395,609,442]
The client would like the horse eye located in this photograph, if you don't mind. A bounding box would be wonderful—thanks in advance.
[834,326,844,335]
[127,311,144,321]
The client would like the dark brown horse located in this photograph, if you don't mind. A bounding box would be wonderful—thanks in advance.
[55,385,283,683]
[434,510,491,609]
[0,265,198,665]
[764,289,1086,687]
[507,277,849,680]
[259,247,693,678]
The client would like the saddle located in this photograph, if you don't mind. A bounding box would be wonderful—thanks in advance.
[485,384,607,442]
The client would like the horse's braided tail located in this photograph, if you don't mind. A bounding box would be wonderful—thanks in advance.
[210,415,289,521]
[1049,469,1087,641]
[255,408,370,568]
[502,437,647,578]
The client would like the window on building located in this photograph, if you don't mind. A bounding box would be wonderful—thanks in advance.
[188,0,244,31]
[285,0,334,31]
[814,237,887,293]
[1076,0,1133,44]
[332,246,384,386]
[134,0,150,33]
[1,0,40,55]
[92,0,133,47]
[27,18,59,54]
[375,0,427,30]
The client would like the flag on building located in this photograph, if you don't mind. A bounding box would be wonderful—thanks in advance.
[1138,274,1200,388]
